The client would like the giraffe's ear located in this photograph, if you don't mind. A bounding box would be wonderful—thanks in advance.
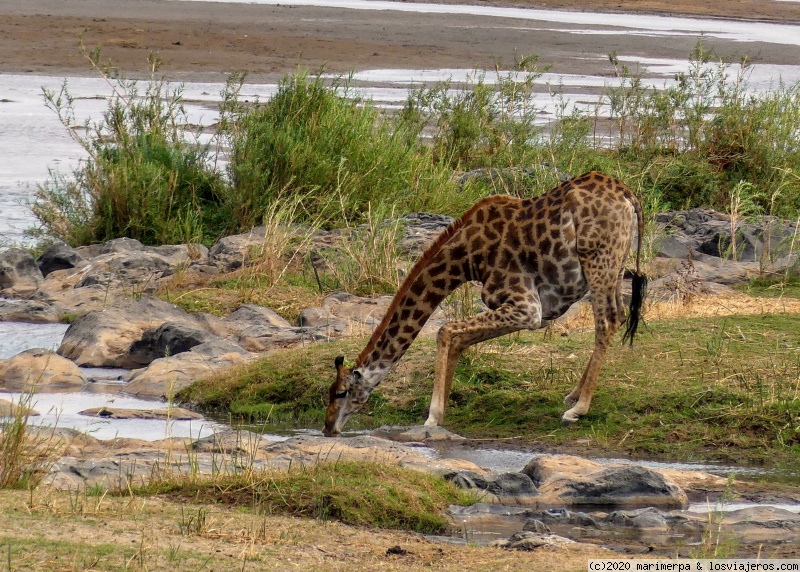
[352,369,362,381]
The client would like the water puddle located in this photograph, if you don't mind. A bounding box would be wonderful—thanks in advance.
[0,391,223,441]
[0,321,70,359]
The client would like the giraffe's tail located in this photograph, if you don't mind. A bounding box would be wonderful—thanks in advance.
[622,190,647,346]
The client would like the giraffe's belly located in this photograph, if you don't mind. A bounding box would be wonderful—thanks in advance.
[539,280,589,321]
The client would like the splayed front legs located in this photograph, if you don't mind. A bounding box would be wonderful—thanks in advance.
[425,299,542,427]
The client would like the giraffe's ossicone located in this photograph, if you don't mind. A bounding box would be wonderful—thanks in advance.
[324,171,647,437]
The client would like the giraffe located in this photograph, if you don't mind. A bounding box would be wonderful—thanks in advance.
[323,171,647,437]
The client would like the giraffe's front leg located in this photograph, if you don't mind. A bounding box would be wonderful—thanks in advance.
[425,300,542,427]
[563,384,582,408]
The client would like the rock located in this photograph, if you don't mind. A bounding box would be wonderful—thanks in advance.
[525,507,601,528]
[33,267,120,316]
[655,209,800,267]
[233,323,327,352]
[46,457,163,491]
[57,297,210,367]
[207,226,269,271]
[0,397,39,417]
[205,304,328,352]
[396,212,455,255]
[602,507,670,531]
[445,470,538,503]
[0,348,86,390]
[297,291,393,335]
[33,240,210,314]
[127,322,219,365]
[123,340,254,398]
[191,429,266,454]
[492,531,579,551]
[225,304,293,329]
[0,299,61,323]
[36,242,87,277]
[298,291,446,337]
[719,506,800,534]
[523,454,688,509]
[0,247,44,297]
[258,434,485,476]
[372,425,467,442]
[78,406,204,420]
[43,433,487,490]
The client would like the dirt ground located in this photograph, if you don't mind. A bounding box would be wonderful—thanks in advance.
[2,0,799,84]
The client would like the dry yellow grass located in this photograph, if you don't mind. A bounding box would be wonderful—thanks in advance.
[552,291,800,334]
[0,489,610,571]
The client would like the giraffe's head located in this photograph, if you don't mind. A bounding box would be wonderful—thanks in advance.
[323,355,368,437]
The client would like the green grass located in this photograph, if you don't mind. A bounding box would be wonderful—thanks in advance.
[737,275,800,299]
[141,461,473,534]
[179,314,800,469]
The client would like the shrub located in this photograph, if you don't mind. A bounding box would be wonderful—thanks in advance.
[226,71,463,228]
[30,50,230,247]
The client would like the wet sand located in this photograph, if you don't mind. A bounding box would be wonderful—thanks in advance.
[2,0,799,83]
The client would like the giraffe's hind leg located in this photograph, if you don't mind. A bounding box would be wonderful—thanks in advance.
[425,297,542,427]
[562,261,627,424]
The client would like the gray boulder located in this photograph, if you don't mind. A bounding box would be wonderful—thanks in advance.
[36,242,87,277]
[523,454,688,509]
[123,339,254,398]
[57,297,210,367]
[0,247,44,297]
[0,348,86,390]
[397,212,455,255]
[127,322,219,365]
[0,299,61,323]
[446,470,538,503]
[207,226,269,271]
[655,209,800,268]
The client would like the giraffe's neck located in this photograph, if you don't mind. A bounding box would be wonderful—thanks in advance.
[355,240,470,387]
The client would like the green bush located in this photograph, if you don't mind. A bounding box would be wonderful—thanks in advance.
[31,51,230,247]
[32,46,800,250]
[227,71,465,228]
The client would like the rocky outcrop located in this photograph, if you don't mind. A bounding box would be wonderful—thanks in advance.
[78,406,204,420]
[123,340,255,398]
[44,433,487,490]
[655,208,800,268]
[445,470,539,505]
[0,299,61,323]
[0,397,39,417]
[0,348,86,390]
[0,247,44,297]
[127,322,220,365]
[57,297,207,368]
[36,242,87,277]
[523,454,688,509]
[443,454,688,509]
[298,291,447,337]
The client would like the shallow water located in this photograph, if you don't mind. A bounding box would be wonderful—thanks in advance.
[427,441,800,485]
[0,321,70,359]
[0,391,223,441]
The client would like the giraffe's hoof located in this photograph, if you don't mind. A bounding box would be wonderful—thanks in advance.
[561,408,582,425]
